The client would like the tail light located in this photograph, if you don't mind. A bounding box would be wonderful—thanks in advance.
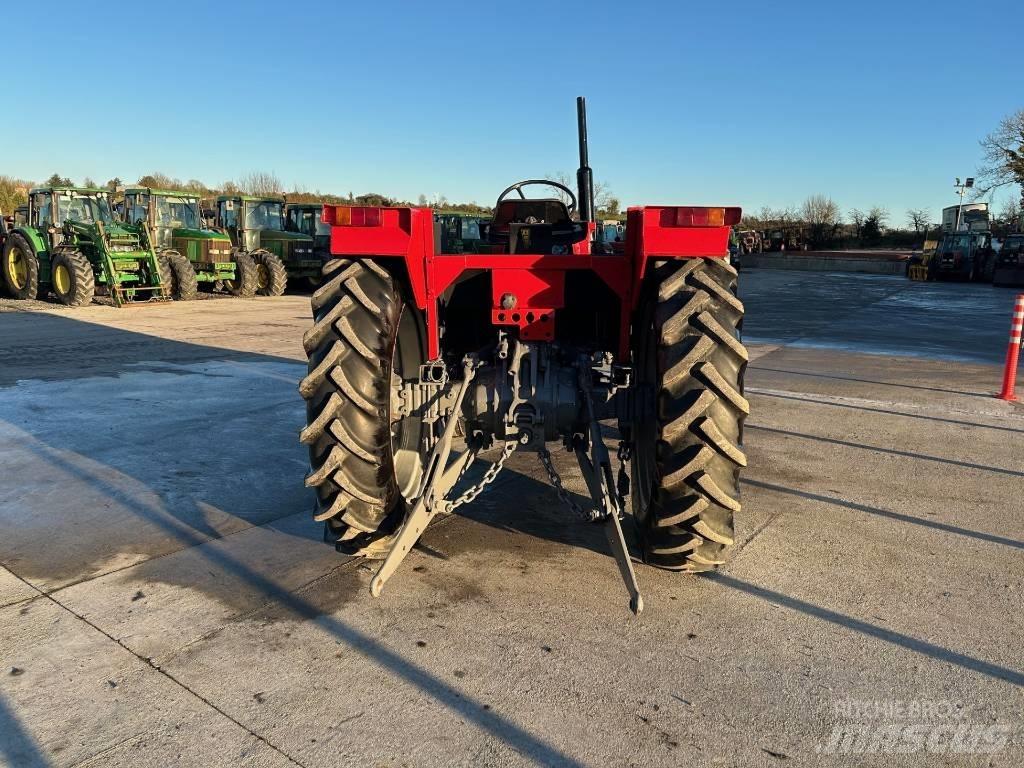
[665,207,742,227]
[325,206,382,227]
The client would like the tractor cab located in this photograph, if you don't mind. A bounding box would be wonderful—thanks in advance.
[123,188,206,249]
[27,187,116,249]
[934,231,994,281]
[485,180,589,254]
[217,195,294,251]
[215,195,320,288]
[285,203,332,258]
[993,234,1024,287]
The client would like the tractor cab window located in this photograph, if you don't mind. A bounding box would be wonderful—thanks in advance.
[219,200,238,229]
[245,201,283,231]
[461,219,481,240]
[155,197,200,229]
[943,234,971,250]
[14,207,28,226]
[288,208,329,237]
[1003,237,1024,255]
[126,193,150,225]
[31,193,51,227]
[57,193,114,225]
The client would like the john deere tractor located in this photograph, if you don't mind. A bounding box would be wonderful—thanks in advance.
[285,202,332,267]
[215,195,319,295]
[0,186,188,306]
[123,187,256,297]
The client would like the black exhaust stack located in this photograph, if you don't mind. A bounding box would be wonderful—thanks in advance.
[576,96,595,223]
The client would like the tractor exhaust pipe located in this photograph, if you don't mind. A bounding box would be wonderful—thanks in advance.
[576,96,595,223]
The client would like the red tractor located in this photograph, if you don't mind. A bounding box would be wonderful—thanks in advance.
[300,98,747,613]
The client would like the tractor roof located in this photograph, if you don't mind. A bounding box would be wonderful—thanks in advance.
[29,186,109,195]
[217,194,285,203]
[285,202,325,209]
[125,187,201,199]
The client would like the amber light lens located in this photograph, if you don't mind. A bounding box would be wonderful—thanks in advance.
[672,207,742,227]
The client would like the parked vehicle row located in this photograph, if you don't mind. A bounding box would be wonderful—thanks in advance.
[0,186,328,306]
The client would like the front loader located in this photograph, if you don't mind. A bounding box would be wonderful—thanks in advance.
[1,186,181,307]
[300,98,748,613]
[215,195,319,295]
[123,187,256,297]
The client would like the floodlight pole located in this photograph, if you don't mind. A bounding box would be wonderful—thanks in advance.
[953,176,974,231]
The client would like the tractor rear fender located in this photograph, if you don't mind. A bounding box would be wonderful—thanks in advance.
[321,204,739,358]
[11,227,52,281]
[624,206,739,294]
[12,227,49,259]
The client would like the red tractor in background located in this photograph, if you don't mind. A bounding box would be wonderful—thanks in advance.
[300,98,747,613]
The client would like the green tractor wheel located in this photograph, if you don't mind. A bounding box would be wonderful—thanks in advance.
[2,233,40,300]
[50,249,96,307]
[250,250,287,297]
[224,252,258,298]
[158,250,198,301]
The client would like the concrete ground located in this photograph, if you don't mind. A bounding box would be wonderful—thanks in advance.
[0,273,1022,767]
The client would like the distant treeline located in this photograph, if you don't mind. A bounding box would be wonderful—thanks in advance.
[1,170,629,220]
[0,171,496,216]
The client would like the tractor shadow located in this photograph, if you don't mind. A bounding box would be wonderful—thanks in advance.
[446,439,633,565]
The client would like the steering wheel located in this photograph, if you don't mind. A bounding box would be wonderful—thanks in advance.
[495,179,577,219]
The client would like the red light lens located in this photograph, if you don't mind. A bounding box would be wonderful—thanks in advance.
[348,207,381,226]
[329,206,383,226]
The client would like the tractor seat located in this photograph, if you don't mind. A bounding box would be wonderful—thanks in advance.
[488,199,587,254]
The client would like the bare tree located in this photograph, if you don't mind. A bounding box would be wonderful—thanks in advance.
[975,109,1024,197]
[137,172,184,190]
[545,172,612,215]
[82,176,97,189]
[417,194,428,206]
[906,208,930,235]
[238,171,282,196]
[996,197,1021,230]
[800,194,841,247]
[867,205,890,228]
[848,208,866,238]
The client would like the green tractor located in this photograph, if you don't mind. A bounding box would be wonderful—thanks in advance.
[0,186,185,307]
[215,195,319,295]
[123,187,256,297]
[285,202,332,267]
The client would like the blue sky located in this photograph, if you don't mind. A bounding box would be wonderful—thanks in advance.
[4,0,1021,224]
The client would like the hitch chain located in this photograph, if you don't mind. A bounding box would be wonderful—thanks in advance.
[538,447,602,522]
[442,440,518,513]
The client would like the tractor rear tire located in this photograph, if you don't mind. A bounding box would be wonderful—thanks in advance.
[224,252,257,298]
[299,258,427,556]
[2,233,39,300]
[251,250,287,297]
[630,258,748,571]
[50,249,96,307]
[158,250,198,300]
